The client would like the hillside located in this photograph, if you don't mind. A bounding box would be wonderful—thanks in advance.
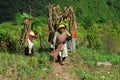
[0,47,120,80]
[0,0,120,80]
[0,21,120,80]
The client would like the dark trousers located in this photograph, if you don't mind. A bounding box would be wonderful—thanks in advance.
[57,55,66,62]
[24,46,33,56]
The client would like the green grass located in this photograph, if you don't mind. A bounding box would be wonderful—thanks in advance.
[0,21,120,80]
[69,47,120,80]
[0,46,120,80]
[0,52,52,80]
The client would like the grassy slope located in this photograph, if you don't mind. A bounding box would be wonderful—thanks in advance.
[69,47,120,80]
[0,22,120,80]
[0,48,120,80]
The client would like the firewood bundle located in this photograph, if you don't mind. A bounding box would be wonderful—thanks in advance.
[47,4,76,35]
[20,18,32,47]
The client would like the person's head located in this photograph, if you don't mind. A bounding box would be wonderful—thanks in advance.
[57,24,65,33]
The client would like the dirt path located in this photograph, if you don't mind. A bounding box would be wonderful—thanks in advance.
[49,56,77,80]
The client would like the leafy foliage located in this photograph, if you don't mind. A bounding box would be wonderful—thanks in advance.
[0,30,9,41]
[0,0,120,23]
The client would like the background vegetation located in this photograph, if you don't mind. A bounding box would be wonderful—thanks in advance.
[0,0,120,23]
[0,0,120,80]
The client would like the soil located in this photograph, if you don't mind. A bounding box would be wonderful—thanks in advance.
[48,51,77,80]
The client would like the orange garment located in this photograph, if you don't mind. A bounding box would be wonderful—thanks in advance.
[72,31,77,38]
[72,21,77,38]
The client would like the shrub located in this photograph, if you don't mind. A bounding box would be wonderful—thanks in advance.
[0,29,17,52]
[14,12,32,25]
[0,30,10,52]
[14,13,23,25]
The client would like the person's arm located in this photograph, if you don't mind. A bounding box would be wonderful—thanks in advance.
[65,30,71,36]
[29,30,38,39]
[65,30,72,40]
[34,29,39,38]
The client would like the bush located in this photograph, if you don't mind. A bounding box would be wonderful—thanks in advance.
[13,13,23,25]
[0,29,17,52]
[0,30,10,52]
[14,12,33,25]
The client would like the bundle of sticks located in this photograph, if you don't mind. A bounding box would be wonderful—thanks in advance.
[20,18,32,47]
[47,4,76,35]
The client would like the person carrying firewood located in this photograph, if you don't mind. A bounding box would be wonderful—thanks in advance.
[21,18,38,56]
[25,28,38,56]
[53,24,71,65]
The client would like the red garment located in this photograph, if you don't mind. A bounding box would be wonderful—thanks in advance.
[28,31,35,42]
[29,35,34,42]
[72,21,77,38]
[72,32,77,38]
[57,32,67,43]
[54,43,63,61]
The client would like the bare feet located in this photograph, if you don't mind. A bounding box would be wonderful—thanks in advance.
[60,61,65,65]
